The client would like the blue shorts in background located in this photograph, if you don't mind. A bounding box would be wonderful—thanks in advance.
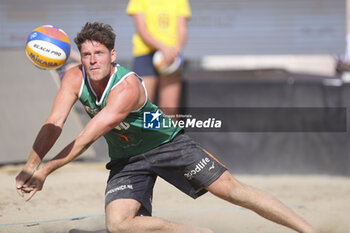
[132,52,158,77]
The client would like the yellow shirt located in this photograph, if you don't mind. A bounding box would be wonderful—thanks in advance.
[127,0,191,56]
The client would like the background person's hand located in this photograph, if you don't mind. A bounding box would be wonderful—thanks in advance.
[161,46,180,68]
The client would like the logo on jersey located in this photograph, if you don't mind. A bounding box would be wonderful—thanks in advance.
[84,106,100,115]
[115,122,130,131]
[117,132,130,141]
[143,110,162,129]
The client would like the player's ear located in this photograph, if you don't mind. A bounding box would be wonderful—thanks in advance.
[110,48,117,63]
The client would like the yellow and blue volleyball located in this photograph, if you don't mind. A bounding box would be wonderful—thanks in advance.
[25,25,71,70]
[152,51,184,76]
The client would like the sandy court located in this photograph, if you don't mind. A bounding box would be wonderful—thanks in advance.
[0,162,349,233]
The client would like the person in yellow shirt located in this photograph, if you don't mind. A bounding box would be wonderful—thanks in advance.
[127,0,191,116]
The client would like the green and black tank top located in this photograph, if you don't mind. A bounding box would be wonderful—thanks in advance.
[78,64,182,161]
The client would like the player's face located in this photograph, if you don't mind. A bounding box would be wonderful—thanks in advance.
[80,40,116,82]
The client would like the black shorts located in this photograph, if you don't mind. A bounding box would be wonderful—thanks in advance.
[105,133,227,216]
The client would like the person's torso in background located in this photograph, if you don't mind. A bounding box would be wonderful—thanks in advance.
[127,0,191,56]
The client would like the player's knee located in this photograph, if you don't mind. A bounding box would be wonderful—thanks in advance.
[105,199,141,233]
[106,218,132,233]
[105,209,135,233]
[208,171,251,206]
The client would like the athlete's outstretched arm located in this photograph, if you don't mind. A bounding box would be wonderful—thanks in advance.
[19,74,144,201]
[15,67,82,198]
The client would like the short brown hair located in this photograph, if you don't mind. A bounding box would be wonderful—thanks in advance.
[74,22,116,51]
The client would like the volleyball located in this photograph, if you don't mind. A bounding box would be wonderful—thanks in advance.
[152,51,184,76]
[25,25,71,70]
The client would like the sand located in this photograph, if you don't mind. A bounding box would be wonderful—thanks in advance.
[0,162,349,233]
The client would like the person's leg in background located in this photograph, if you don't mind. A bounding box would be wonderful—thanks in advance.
[158,73,182,117]
[132,53,159,104]
[143,75,158,103]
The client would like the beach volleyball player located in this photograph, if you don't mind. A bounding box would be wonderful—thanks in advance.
[16,22,317,233]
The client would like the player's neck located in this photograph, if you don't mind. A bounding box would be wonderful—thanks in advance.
[89,66,115,99]
[90,77,108,99]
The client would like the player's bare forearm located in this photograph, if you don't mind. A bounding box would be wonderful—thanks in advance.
[25,123,63,169]
[39,136,93,177]
[16,122,62,198]
[16,127,96,201]
[39,110,120,176]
